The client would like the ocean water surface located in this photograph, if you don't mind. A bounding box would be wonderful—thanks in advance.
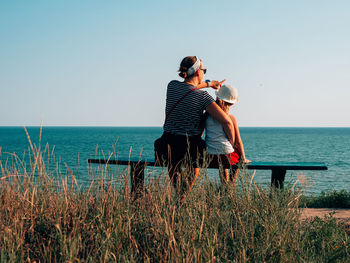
[0,126,349,194]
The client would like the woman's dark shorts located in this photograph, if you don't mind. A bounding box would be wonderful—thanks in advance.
[161,131,206,168]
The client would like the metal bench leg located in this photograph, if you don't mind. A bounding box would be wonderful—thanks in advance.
[271,169,286,188]
[130,163,145,199]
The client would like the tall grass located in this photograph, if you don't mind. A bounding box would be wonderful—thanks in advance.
[0,130,349,262]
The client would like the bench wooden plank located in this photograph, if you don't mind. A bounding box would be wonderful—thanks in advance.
[246,162,328,170]
[88,159,327,171]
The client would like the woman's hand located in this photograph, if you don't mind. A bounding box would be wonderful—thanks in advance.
[243,159,252,164]
[209,79,226,90]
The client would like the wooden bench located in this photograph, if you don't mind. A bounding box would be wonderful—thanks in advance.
[88,158,327,195]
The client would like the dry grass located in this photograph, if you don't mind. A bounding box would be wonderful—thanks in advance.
[0,129,349,262]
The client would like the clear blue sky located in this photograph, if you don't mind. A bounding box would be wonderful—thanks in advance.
[1,0,349,127]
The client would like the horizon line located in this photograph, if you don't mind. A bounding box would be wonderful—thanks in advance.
[1,125,350,128]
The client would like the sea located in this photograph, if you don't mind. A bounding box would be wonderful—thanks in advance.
[0,126,349,195]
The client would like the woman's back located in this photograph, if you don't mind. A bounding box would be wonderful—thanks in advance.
[163,80,213,136]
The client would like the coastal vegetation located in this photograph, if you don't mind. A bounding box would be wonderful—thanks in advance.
[0,131,349,262]
[301,189,350,209]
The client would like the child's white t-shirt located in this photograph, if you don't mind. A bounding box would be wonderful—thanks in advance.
[205,115,234,154]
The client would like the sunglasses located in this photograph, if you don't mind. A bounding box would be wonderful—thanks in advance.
[200,68,207,74]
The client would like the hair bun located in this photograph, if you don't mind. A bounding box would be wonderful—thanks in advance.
[179,71,187,78]
[178,56,197,79]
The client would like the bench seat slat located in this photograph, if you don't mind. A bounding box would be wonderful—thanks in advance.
[87,159,327,171]
[247,162,327,170]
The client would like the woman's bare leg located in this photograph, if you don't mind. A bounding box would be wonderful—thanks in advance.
[189,168,200,190]
[168,162,182,195]
[179,167,200,204]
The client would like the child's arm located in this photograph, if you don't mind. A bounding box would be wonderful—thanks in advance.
[229,114,251,163]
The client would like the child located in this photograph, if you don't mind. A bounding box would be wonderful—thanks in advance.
[205,84,250,183]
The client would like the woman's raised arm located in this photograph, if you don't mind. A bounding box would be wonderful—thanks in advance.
[197,79,226,90]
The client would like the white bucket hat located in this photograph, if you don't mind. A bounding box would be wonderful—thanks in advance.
[215,84,239,104]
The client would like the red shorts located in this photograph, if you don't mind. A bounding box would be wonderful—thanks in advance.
[208,151,240,169]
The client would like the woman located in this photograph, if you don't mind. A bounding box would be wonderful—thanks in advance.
[158,56,236,201]
[205,84,250,183]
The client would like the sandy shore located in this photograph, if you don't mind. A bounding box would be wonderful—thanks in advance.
[300,208,350,223]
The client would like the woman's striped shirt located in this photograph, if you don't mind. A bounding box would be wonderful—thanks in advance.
[163,80,214,136]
